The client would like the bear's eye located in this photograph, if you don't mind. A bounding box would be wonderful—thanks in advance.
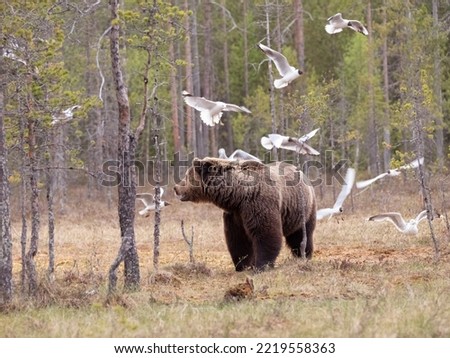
[208,166,220,174]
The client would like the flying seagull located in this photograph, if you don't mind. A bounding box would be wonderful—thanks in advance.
[325,13,369,36]
[257,43,303,89]
[316,167,356,220]
[367,210,438,235]
[182,90,251,127]
[51,105,81,126]
[261,128,320,155]
[136,188,170,217]
[356,157,424,190]
[218,148,262,162]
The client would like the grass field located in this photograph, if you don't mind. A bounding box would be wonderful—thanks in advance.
[1,173,450,338]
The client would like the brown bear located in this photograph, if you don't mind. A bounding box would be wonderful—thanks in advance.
[174,157,316,271]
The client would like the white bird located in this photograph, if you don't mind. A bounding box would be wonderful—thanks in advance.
[218,148,261,162]
[325,13,369,36]
[51,105,81,126]
[136,188,170,217]
[2,38,27,65]
[356,157,424,190]
[316,168,356,220]
[257,43,303,89]
[367,210,437,235]
[182,90,251,126]
[261,128,320,155]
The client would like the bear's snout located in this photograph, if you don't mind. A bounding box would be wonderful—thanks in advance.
[174,183,188,201]
[173,184,182,199]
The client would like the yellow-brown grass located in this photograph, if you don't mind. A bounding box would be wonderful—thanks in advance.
[1,174,450,337]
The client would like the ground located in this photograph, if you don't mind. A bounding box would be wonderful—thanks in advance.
[2,174,450,337]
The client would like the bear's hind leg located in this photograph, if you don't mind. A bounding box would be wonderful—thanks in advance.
[243,215,283,271]
[286,220,314,259]
[305,217,315,259]
[223,212,254,271]
[285,229,303,257]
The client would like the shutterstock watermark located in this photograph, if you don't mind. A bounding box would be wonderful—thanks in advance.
[99,150,352,188]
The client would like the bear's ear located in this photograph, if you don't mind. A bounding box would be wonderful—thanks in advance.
[240,160,266,171]
[193,158,206,176]
[193,158,221,181]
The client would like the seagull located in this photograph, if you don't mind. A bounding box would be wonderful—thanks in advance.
[218,148,262,162]
[136,188,170,217]
[325,13,369,36]
[182,90,251,126]
[257,43,303,89]
[316,167,356,220]
[261,128,320,155]
[367,210,438,235]
[356,157,424,190]
[51,105,81,126]
[2,37,27,65]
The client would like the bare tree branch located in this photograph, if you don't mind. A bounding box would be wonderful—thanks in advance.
[96,26,111,102]
[210,1,243,32]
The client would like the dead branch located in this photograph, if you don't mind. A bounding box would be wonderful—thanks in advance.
[180,219,195,264]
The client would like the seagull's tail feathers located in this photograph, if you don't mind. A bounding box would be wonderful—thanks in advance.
[274,78,288,89]
[325,25,342,34]
[200,111,222,126]
[261,136,274,150]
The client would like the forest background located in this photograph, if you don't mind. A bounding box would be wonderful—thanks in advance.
[1,0,450,327]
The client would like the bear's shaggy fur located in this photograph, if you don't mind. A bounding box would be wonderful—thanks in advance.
[174,158,316,271]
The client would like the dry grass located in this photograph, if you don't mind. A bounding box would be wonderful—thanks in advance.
[1,175,450,337]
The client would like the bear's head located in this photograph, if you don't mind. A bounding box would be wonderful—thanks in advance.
[174,157,265,204]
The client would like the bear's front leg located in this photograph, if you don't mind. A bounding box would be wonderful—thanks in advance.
[223,212,255,271]
[241,211,283,271]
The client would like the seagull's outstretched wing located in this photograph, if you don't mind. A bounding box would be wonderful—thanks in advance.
[356,172,389,189]
[136,193,155,207]
[157,187,165,198]
[316,208,337,220]
[327,12,343,22]
[257,43,294,76]
[228,149,261,162]
[297,142,320,155]
[183,94,217,112]
[223,103,251,113]
[399,157,424,171]
[348,20,369,35]
[415,210,428,223]
[299,128,320,142]
[368,212,408,232]
[333,168,356,210]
